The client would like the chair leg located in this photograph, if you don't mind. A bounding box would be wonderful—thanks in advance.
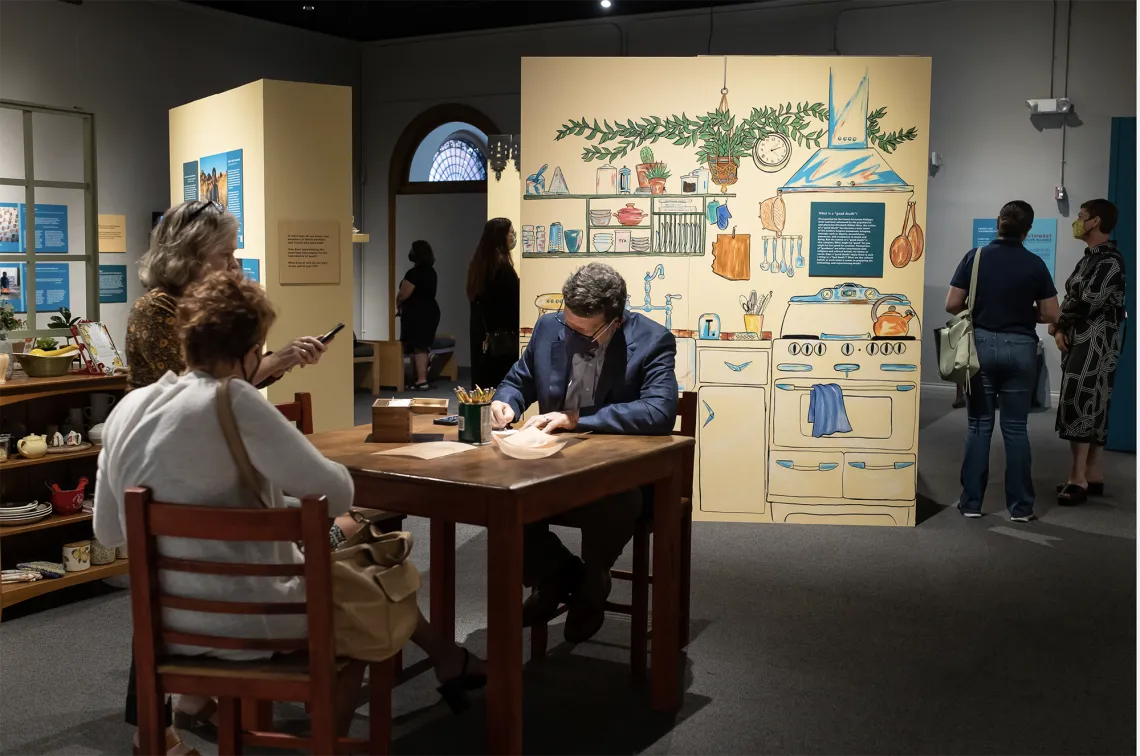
[217,697,243,756]
[369,657,394,755]
[310,690,338,756]
[136,673,165,756]
[630,522,650,681]
[241,699,271,732]
[370,355,381,395]
[531,616,548,663]
[680,501,692,646]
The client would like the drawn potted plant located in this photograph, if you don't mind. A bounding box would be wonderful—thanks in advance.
[635,147,658,190]
[645,163,671,194]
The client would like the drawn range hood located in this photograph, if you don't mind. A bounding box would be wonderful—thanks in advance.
[780,70,913,194]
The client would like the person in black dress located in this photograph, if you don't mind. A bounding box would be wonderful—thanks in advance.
[467,218,520,389]
[1053,199,1126,505]
[397,240,440,390]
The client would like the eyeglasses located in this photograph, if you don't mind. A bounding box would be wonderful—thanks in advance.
[556,313,615,342]
[186,200,224,221]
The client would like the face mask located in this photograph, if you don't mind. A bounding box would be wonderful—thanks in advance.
[242,351,262,385]
[1072,219,1086,239]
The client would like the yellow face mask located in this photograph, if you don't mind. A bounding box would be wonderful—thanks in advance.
[1072,219,1086,239]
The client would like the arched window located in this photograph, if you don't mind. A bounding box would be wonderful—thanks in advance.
[428,138,487,182]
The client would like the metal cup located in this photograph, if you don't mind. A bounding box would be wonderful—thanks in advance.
[457,403,491,445]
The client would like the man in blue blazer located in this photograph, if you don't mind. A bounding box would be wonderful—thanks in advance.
[492,263,678,643]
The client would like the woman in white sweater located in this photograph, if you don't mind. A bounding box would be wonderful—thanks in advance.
[96,271,483,755]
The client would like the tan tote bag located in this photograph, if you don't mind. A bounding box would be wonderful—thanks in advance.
[215,378,420,662]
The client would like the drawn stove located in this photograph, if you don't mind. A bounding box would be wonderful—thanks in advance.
[767,283,920,526]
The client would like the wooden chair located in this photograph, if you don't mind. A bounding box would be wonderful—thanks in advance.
[530,391,697,678]
[125,489,395,755]
[274,392,314,435]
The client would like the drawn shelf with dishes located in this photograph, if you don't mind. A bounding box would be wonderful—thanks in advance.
[522,193,735,257]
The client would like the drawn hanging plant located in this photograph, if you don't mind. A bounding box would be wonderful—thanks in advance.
[555,103,916,162]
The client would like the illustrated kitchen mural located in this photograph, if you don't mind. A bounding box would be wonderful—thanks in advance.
[520,56,932,526]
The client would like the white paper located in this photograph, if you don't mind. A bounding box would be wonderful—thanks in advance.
[386,399,412,407]
[373,441,478,460]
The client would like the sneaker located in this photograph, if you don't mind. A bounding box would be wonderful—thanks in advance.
[1010,513,1037,523]
[958,507,983,519]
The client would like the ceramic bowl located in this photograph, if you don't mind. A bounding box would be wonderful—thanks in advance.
[589,210,611,226]
[15,353,73,378]
[593,233,614,253]
[88,423,105,445]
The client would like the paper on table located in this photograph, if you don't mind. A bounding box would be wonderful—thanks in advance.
[374,441,479,460]
[387,399,412,407]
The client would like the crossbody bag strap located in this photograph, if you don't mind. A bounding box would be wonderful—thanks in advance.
[967,247,982,310]
[215,377,269,509]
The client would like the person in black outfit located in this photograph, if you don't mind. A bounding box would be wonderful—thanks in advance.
[467,217,520,389]
[398,240,440,390]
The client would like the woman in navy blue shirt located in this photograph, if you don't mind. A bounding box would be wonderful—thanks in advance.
[946,201,1060,522]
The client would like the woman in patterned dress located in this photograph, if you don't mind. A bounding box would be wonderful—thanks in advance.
[1052,199,1126,505]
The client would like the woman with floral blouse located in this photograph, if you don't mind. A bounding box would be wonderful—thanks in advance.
[1052,199,1126,506]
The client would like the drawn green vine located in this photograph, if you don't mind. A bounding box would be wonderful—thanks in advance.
[555,103,917,163]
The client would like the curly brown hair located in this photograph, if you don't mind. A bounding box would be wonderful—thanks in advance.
[178,270,276,370]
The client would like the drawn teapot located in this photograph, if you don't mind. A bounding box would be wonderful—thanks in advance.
[871,295,915,337]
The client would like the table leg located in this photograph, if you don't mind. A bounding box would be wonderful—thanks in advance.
[430,518,456,642]
[651,466,682,712]
[486,501,523,755]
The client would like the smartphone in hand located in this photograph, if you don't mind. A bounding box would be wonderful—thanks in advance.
[319,322,346,344]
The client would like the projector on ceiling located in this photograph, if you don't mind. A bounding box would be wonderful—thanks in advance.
[1026,98,1072,114]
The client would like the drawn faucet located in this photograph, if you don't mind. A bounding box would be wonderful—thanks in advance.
[626,264,681,330]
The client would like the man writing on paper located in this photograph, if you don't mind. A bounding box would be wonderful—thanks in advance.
[490,262,678,643]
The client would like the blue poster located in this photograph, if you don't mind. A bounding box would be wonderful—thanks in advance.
[0,263,69,312]
[809,202,886,278]
[0,203,69,253]
[183,161,199,202]
[972,218,997,249]
[99,264,128,304]
[974,217,1056,277]
[239,257,260,283]
[199,149,243,248]
[1025,218,1057,278]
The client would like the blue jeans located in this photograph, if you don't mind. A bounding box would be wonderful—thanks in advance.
[959,328,1038,517]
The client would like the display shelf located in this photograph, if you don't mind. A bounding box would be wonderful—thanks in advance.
[524,193,736,200]
[523,251,698,259]
[0,445,102,470]
[1,559,128,608]
[0,373,128,407]
[0,511,93,538]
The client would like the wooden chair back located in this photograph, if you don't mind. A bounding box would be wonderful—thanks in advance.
[275,392,314,435]
[124,489,339,735]
[675,391,697,498]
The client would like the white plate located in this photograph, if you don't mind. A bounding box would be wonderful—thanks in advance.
[0,512,51,526]
[0,507,51,519]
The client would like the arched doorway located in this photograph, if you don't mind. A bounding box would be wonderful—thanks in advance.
[387,105,500,376]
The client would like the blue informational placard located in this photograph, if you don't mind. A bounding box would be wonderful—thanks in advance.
[183,161,199,202]
[0,263,70,312]
[199,149,243,248]
[239,257,260,283]
[1024,218,1057,278]
[974,217,1056,277]
[972,218,997,249]
[0,203,69,253]
[100,264,128,304]
[809,202,886,278]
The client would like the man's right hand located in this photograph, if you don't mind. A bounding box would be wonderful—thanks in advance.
[490,401,515,429]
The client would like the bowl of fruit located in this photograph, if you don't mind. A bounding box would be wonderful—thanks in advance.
[15,340,79,378]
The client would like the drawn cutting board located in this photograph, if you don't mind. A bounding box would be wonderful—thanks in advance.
[711,230,750,281]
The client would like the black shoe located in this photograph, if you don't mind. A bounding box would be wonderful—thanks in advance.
[1056,481,1104,496]
[523,559,582,628]
[564,568,612,644]
[406,382,432,392]
[1057,483,1088,506]
[436,648,487,714]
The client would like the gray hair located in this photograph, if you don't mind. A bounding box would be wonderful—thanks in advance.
[139,200,238,294]
[562,263,627,322]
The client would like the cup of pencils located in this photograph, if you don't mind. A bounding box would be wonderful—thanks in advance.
[456,386,494,445]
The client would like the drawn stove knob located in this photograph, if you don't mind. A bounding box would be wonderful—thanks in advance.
[789,343,800,356]
[803,342,814,356]
[896,343,906,355]
[881,343,893,355]
[841,343,853,356]
[867,343,878,356]
[816,343,827,356]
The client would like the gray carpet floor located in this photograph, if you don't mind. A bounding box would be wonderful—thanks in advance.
[1,379,1134,755]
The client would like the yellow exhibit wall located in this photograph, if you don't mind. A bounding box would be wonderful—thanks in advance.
[169,80,355,432]
[520,56,932,526]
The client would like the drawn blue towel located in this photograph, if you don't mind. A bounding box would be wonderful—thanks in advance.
[807,383,852,437]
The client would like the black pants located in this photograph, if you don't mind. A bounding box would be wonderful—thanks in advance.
[125,648,173,727]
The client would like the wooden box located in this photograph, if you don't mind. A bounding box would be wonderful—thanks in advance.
[371,398,449,443]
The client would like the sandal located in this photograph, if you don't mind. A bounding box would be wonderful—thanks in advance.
[1056,481,1104,496]
[1057,483,1088,506]
[436,648,487,714]
[132,729,200,756]
[406,382,432,392]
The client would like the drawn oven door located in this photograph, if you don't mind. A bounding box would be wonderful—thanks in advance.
[696,386,767,515]
[770,380,917,450]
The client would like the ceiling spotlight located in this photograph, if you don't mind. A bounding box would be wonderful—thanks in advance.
[600,0,612,8]
[302,4,315,10]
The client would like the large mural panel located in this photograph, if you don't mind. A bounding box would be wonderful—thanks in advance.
[520,56,932,526]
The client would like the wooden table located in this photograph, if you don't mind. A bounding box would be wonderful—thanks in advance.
[310,418,694,754]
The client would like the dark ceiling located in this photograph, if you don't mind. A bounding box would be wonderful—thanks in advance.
[186,1,756,43]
